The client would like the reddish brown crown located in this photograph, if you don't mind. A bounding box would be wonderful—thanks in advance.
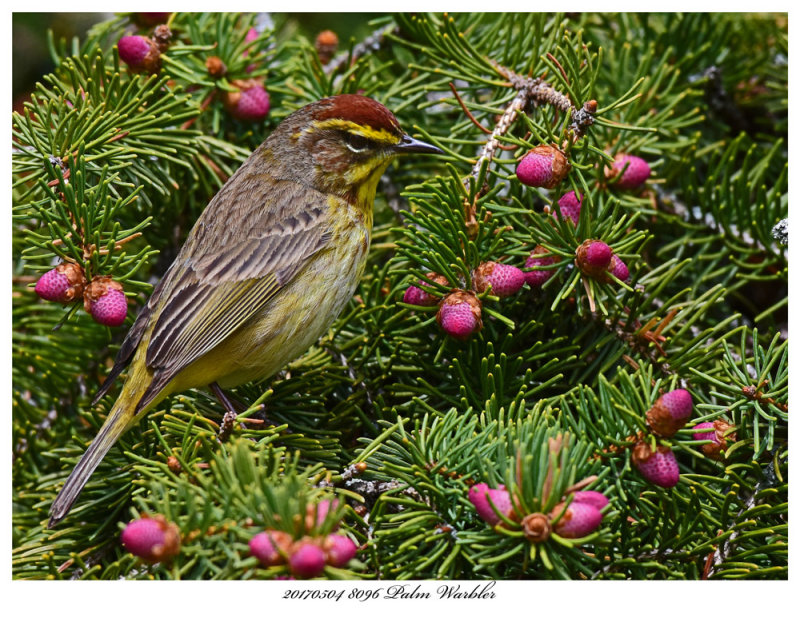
[313,94,402,136]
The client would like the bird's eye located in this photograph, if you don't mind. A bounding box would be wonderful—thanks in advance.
[344,133,371,153]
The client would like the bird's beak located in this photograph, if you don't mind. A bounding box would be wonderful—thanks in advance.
[394,134,444,155]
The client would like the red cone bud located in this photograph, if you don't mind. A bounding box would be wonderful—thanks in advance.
[84,277,127,327]
[550,500,604,538]
[305,498,340,531]
[632,442,680,488]
[524,245,559,288]
[516,145,570,189]
[646,389,693,437]
[692,420,736,459]
[121,515,181,563]
[517,146,570,189]
[437,291,482,340]
[473,261,525,297]
[606,153,651,189]
[118,35,162,74]
[575,239,613,280]
[323,534,357,567]
[555,190,582,225]
[243,28,260,72]
[288,541,326,578]
[223,80,270,121]
[403,272,448,306]
[468,483,513,526]
[608,254,630,283]
[250,530,293,567]
[570,490,609,510]
[34,262,86,303]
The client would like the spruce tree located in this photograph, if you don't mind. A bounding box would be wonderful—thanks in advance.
[12,12,787,581]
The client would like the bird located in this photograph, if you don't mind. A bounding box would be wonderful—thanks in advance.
[48,94,443,527]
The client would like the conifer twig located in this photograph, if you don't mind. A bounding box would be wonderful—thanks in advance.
[706,460,780,578]
[324,24,399,75]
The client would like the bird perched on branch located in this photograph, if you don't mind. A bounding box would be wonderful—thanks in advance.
[49,94,443,527]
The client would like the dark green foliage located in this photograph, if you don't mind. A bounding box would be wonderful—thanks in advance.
[12,12,787,581]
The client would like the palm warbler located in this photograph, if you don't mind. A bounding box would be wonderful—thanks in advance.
[49,94,442,527]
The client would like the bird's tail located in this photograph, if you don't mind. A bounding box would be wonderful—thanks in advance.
[48,403,133,528]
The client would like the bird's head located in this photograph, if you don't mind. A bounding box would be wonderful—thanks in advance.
[264,94,442,205]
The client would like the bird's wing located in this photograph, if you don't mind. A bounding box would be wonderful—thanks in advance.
[145,176,332,381]
[91,263,173,405]
[96,172,334,411]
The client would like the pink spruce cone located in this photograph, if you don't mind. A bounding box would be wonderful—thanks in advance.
[323,534,358,567]
[516,145,570,189]
[646,388,693,438]
[244,27,259,72]
[83,277,127,327]
[249,530,293,567]
[525,245,559,288]
[35,269,70,301]
[437,291,482,340]
[575,239,613,280]
[91,288,127,326]
[403,272,448,307]
[118,35,162,74]
[555,190,582,225]
[468,482,514,526]
[608,254,630,283]
[550,500,604,539]
[305,498,340,531]
[288,541,327,578]
[606,153,651,189]
[34,262,85,303]
[121,516,181,563]
[632,443,680,488]
[693,419,736,459]
[570,490,609,511]
[224,80,270,121]
[473,261,525,297]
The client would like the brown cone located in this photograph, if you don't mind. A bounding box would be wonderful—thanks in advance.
[521,512,551,543]
[703,420,737,458]
[315,30,339,64]
[205,56,227,78]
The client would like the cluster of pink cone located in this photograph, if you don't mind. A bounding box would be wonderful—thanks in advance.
[575,239,630,283]
[467,483,609,540]
[247,498,357,577]
[118,23,270,122]
[403,262,527,340]
[35,264,128,327]
[632,388,735,489]
[629,389,695,489]
[516,147,650,192]
[401,150,652,341]
[249,529,358,578]
[122,498,358,577]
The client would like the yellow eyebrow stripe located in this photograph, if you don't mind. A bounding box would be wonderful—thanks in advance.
[310,119,400,145]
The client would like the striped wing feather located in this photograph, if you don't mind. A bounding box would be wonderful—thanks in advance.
[95,170,333,410]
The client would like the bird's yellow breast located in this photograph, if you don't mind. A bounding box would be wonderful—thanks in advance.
[168,195,371,392]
